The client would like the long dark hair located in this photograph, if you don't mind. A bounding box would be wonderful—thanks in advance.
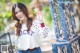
[12,3,33,35]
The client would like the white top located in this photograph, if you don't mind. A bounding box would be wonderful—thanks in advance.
[15,21,49,50]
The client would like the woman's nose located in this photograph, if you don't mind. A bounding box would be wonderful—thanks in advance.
[17,12,21,16]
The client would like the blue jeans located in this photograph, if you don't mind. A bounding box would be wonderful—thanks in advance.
[18,47,42,53]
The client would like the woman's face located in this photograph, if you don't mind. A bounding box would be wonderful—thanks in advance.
[15,7,26,21]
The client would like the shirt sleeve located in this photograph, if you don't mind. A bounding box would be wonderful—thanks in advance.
[32,22,50,42]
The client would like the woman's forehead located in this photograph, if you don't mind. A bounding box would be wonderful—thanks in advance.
[15,7,20,11]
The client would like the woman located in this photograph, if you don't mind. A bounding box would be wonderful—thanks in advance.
[12,3,46,53]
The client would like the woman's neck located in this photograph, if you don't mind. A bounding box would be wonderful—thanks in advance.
[21,17,27,24]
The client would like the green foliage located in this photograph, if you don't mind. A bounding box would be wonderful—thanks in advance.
[0,11,11,31]
[3,11,11,20]
[42,6,52,27]
[11,0,31,5]
[0,1,8,31]
[0,18,5,30]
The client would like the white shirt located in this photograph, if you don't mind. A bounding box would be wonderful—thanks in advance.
[15,21,49,50]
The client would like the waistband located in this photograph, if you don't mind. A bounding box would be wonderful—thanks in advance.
[28,47,40,50]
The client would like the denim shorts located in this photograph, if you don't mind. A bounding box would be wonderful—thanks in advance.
[18,47,42,53]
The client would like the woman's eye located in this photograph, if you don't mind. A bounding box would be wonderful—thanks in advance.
[15,10,22,14]
[19,10,22,12]
[15,11,18,14]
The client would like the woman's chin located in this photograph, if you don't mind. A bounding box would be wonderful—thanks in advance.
[18,18,23,21]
